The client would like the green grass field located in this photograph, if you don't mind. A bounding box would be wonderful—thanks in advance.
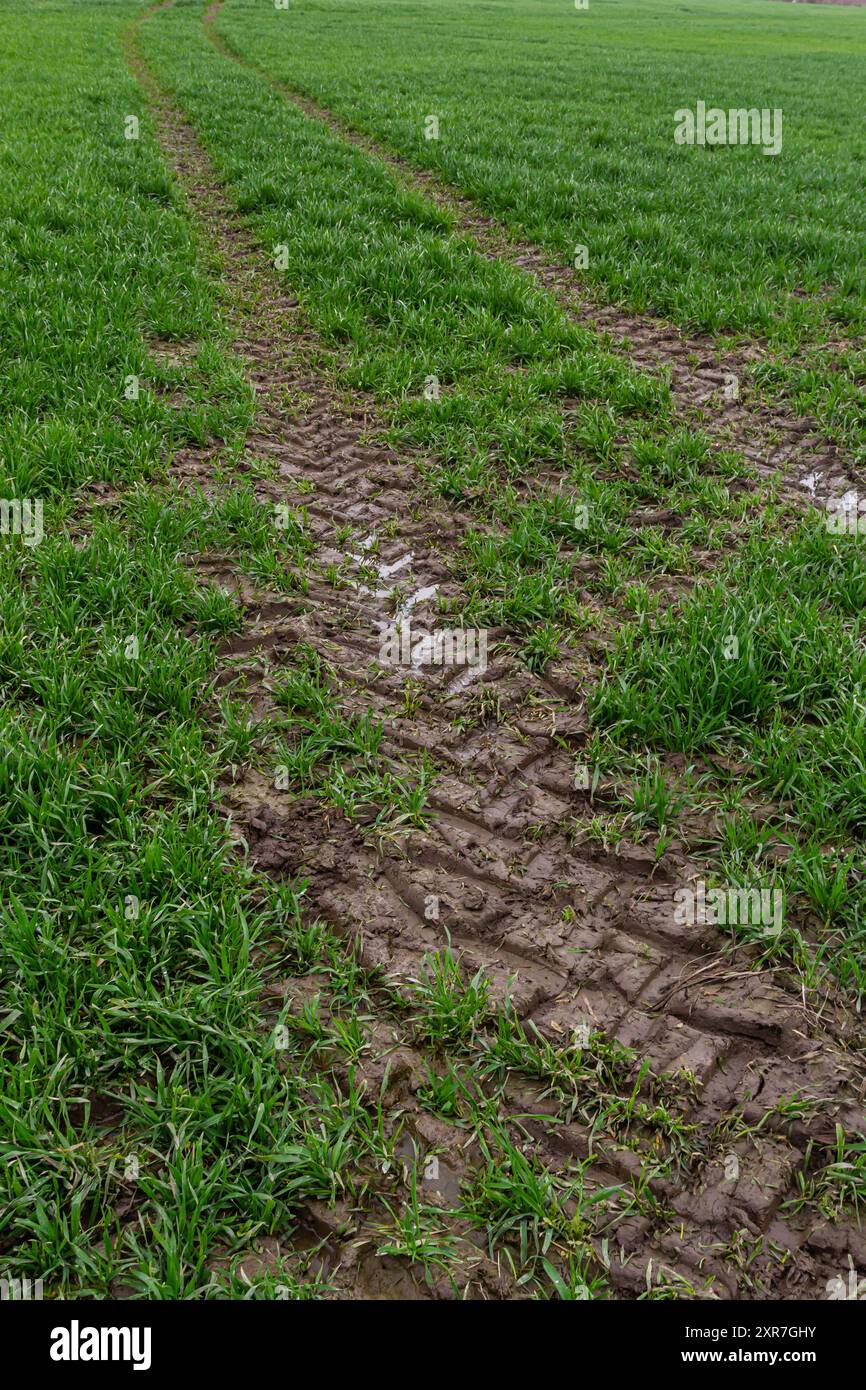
[215,0,866,458]
[1,0,865,1306]
[218,0,866,335]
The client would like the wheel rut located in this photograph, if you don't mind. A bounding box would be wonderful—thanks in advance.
[124,6,866,1300]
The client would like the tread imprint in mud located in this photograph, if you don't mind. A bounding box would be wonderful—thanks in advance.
[123,5,866,1301]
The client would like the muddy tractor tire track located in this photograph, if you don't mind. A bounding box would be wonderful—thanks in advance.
[126,9,866,1300]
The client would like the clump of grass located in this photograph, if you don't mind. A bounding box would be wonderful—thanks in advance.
[406,944,494,1046]
[272,644,431,830]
